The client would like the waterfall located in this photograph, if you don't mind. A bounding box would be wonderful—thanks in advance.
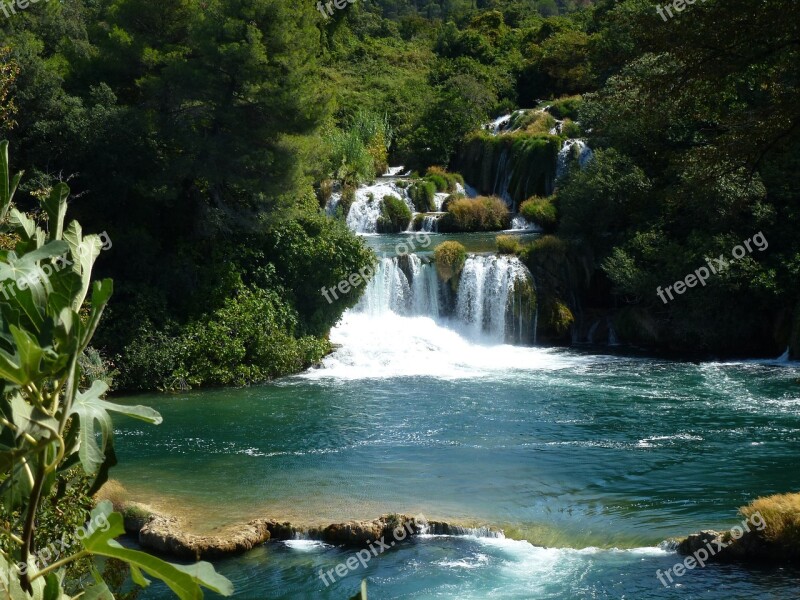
[557,139,594,181]
[608,318,619,347]
[587,320,600,344]
[357,254,536,345]
[323,180,416,234]
[453,255,535,343]
[492,149,514,206]
[421,215,441,233]
[510,215,540,231]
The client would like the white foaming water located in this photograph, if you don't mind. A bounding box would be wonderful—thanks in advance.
[557,139,594,180]
[455,255,530,343]
[323,180,414,233]
[304,311,586,381]
[304,254,584,381]
[282,540,331,551]
[509,215,540,231]
[345,181,414,233]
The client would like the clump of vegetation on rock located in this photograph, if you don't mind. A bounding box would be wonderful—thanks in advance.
[439,196,510,232]
[408,181,436,212]
[496,235,522,255]
[434,241,467,282]
[377,195,413,233]
[740,492,800,548]
[520,195,558,232]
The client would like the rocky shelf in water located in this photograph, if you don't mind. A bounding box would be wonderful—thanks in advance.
[118,503,502,561]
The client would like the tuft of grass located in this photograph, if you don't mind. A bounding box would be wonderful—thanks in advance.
[740,492,800,547]
[440,196,510,232]
[496,235,522,255]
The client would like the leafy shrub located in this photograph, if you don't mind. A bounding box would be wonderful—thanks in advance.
[547,95,583,120]
[261,213,375,337]
[439,196,510,232]
[434,241,467,282]
[179,283,330,387]
[426,173,448,192]
[426,167,464,192]
[327,111,393,186]
[409,181,436,212]
[79,346,118,390]
[377,195,413,233]
[561,119,582,138]
[519,196,558,231]
[496,235,522,255]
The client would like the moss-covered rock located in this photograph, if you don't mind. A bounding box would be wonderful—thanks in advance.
[678,492,800,564]
[455,131,560,206]
[377,195,412,233]
[408,181,436,212]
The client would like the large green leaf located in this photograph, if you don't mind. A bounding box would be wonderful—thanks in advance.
[63,222,103,310]
[82,503,233,599]
[41,184,69,243]
[70,381,162,475]
[79,280,113,353]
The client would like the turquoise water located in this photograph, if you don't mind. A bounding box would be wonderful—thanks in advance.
[113,229,800,598]
[114,327,800,598]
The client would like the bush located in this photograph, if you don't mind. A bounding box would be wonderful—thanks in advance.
[739,492,800,548]
[434,241,467,282]
[439,196,510,232]
[426,173,448,192]
[179,283,330,387]
[561,119,582,138]
[426,167,465,192]
[519,196,558,231]
[409,181,436,212]
[496,235,522,255]
[441,192,465,212]
[377,195,413,233]
[547,95,583,121]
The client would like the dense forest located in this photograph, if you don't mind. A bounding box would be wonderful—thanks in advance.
[1,0,798,392]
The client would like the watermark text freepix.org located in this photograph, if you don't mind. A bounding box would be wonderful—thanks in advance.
[0,511,111,583]
[318,514,426,587]
[0,231,112,301]
[656,511,766,587]
[655,0,706,22]
[316,0,359,20]
[656,232,768,305]
[0,0,52,20]
[320,231,431,305]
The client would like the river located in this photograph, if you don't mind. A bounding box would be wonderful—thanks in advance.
[114,225,800,599]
